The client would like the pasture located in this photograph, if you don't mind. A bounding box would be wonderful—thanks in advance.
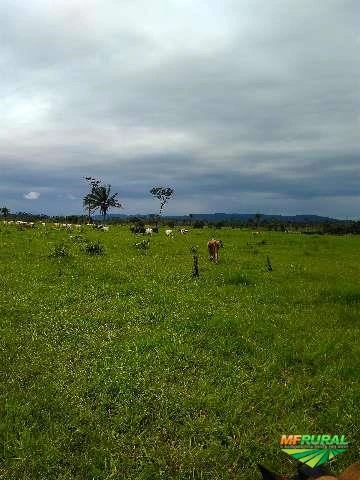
[1,225,359,479]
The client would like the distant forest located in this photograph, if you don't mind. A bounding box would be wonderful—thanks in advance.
[2,211,360,235]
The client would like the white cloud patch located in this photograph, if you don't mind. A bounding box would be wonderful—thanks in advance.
[24,191,40,200]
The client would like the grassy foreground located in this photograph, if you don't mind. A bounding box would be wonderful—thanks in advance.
[1,225,359,480]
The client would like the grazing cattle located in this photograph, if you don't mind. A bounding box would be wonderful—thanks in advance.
[93,224,109,231]
[145,227,153,236]
[165,229,173,237]
[180,229,189,235]
[94,225,109,231]
[207,239,223,263]
[16,221,35,228]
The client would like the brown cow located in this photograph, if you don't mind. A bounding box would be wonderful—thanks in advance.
[207,239,223,263]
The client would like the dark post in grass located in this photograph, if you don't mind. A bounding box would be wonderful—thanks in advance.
[266,255,273,272]
[190,246,199,277]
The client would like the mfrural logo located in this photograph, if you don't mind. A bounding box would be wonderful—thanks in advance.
[280,435,349,467]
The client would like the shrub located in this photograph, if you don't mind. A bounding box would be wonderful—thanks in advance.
[84,241,104,255]
[49,243,70,258]
[134,239,150,250]
[130,221,145,234]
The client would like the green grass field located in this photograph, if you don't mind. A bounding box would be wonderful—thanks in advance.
[1,225,359,479]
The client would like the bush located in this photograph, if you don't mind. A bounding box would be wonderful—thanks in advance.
[130,221,145,234]
[84,241,104,255]
[134,239,150,250]
[49,243,70,258]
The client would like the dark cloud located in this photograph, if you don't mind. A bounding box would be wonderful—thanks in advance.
[0,0,359,217]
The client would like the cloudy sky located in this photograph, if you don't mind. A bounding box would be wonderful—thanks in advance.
[1,0,359,218]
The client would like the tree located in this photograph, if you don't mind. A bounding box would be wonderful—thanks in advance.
[83,194,94,222]
[1,207,10,219]
[150,186,174,216]
[83,178,122,222]
[83,177,102,222]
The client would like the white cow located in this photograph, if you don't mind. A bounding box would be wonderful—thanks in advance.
[165,229,173,237]
[16,220,34,228]
[145,228,153,236]
[93,224,109,231]
[180,229,189,235]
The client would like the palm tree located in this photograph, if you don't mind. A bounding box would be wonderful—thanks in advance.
[1,207,9,219]
[84,184,122,222]
[83,194,94,222]
[83,176,102,222]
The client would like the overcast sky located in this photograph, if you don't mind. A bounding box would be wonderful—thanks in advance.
[1,0,359,218]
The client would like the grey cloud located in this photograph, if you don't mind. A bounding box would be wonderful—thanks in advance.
[0,0,359,218]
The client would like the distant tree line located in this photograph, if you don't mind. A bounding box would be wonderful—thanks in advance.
[2,209,360,234]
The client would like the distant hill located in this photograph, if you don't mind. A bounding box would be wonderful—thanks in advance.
[101,213,337,223]
[188,213,336,223]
